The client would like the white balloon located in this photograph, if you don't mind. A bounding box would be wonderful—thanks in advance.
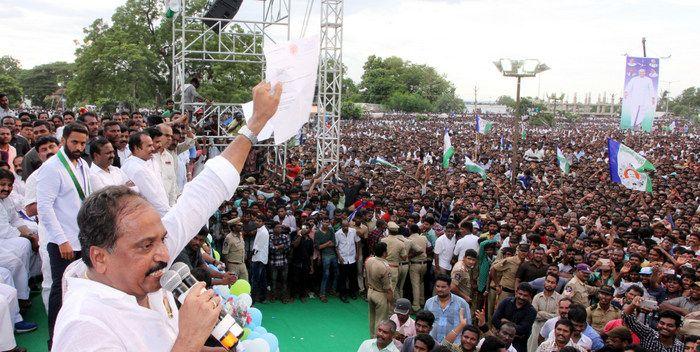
[247,338,270,352]
[238,293,253,309]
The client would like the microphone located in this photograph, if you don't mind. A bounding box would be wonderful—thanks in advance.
[160,270,190,300]
[171,262,198,288]
[165,264,244,349]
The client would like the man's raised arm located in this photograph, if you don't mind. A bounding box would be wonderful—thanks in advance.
[164,81,282,261]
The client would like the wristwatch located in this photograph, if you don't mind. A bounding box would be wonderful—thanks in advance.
[238,125,258,145]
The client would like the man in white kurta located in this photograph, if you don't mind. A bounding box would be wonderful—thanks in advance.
[88,138,134,192]
[122,132,171,216]
[0,171,36,302]
[52,81,282,352]
[624,69,656,127]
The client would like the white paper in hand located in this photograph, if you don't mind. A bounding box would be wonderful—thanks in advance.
[263,35,320,145]
[242,101,273,142]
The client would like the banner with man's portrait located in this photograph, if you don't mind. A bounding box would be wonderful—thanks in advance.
[620,56,660,132]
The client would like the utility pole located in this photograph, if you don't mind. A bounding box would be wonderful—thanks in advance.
[473,85,478,116]
[662,80,677,115]
[642,37,647,57]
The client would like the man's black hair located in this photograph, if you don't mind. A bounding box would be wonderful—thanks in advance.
[435,273,452,286]
[62,122,89,140]
[128,131,150,151]
[658,310,682,328]
[415,309,435,326]
[89,137,112,158]
[0,168,14,182]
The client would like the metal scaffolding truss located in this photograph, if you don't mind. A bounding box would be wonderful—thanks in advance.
[172,0,290,177]
[316,0,343,184]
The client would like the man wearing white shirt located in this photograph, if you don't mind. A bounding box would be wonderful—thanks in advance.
[52,81,281,352]
[148,127,179,206]
[251,214,270,303]
[122,131,171,216]
[22,135,60,312]
[36,122,92,343]
[88,138,133,192]
[434,223,457,275]
[0,169,37,312]
[335,220,361,302]
[453,222,479,261]
[160,124,195,198]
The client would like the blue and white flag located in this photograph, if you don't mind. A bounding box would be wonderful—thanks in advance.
[475,115,494,134]
[607,138,655,193]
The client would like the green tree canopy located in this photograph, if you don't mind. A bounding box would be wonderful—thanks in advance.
[18,62,74,108]
[358,55,463,113]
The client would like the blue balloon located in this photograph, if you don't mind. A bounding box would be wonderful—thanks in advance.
[249,307,263,328]
[262,333,278,352]
[248,331,262,340]
[253,326,268,335]
[213,286,229,300]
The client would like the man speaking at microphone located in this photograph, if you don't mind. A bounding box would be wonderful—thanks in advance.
[51,81,282,352]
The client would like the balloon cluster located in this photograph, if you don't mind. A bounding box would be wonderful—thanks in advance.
[213,279,280,352]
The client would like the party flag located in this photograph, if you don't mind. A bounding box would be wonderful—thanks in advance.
[556,147,571,174]
[465,156,487,179]
[370,156,402,171]
[608,138,655,193]
[475,115,494,134]
[442,130,455,168]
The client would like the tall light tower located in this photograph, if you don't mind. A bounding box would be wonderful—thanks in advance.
[316,0,344,185]
[494,59,549,183]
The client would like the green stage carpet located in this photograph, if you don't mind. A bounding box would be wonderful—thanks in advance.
[257,296,369,352]
[15,293,369,352]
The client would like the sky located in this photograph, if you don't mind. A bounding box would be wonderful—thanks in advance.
[1,0,699,101]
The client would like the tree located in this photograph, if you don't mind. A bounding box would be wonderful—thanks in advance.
[358,55,463,112]
[668,87,700,123]
[435,92,465,113]
[341,102,362,120]
[0,56,22,78]
[387,92,432,113]
[0,75,23,108]
[18,62,74,108]
[496,95,515,106]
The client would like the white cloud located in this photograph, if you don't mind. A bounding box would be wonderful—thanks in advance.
[1,0,698,101]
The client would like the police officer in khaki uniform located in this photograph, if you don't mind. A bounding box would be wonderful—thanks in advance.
[407,224,430,311]
[381,221,409,299]
[564,263,598,307]
[450,249,477,308]
[492,244,527,306]
[222,218,248,281]
[365,242,394,337]
[586,285,620,333]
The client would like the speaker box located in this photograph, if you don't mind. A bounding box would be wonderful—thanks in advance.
[203,0,243,33]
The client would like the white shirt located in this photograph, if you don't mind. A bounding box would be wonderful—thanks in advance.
[122,156,170,216]
[453,234,479,261]
[0,197,21,239]
[252,226,269,264]
[36,150,91,249]
[117,146,131,163]
[152,150,179,206]
[176,150,189,191]
[89,163,132,192]
[273,214,298,233]
[546,329,592,350]
[356,339,400,352]
[434,234,456,270]
[53,156,241,352]
[335,227,360,264]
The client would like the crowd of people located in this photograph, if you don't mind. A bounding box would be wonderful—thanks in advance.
[1,88,699,352]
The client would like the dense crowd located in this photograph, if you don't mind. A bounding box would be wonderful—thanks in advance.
[1,89,699,352]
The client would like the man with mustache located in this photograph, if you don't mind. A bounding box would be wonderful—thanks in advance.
[21,135,60,311]
[51,81,281,352]
[36,122,92,346]
[122,129,171,216]
[0,168,38,314]
[88,137,133,192]
[491,282,537,352]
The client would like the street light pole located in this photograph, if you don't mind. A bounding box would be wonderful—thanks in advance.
[512,76,522,182]
[493,58,549,184]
